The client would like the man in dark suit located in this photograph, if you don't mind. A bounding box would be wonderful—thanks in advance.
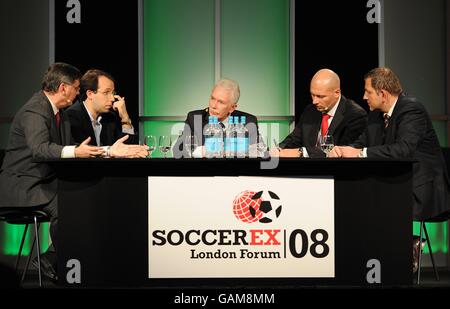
[275,69,367,158]
[66,69,138,146]
[0,63,148,282]
[173,78,258,158]
[329,67,450,272]
[0,63,104,281]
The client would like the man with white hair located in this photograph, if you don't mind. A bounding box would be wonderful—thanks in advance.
[174,78,259,157]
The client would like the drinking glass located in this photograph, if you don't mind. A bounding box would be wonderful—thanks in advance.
[257,134,268,158]
[272,138,279,149]
[319,134,334,155]
[144,135,157,158]
[159,135,172,158]
[184,135,199,158]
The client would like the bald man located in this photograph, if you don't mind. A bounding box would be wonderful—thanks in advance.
[276,69,368,158]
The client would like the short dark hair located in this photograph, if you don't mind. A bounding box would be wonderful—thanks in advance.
[41,62,82,92]
[79,69,115,101]
[364,67,403,95]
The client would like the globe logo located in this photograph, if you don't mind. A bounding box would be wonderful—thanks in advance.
[232,190,263,223]
[232,190,282,224]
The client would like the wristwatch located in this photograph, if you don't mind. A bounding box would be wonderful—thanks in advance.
[121,118,132,126]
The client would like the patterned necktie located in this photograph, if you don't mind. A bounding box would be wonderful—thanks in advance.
[55,111,61,129]
[384,114,390,129]
[321,113,331,137]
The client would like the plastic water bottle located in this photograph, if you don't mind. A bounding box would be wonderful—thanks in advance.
[233,116,240,157]
[236,116,249,158]
[213,117,224,157]
[204,116,215,158]
[225,117,235,158]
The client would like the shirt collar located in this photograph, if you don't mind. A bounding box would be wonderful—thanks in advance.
[83,101,102,124]
[44,92,59,115]
[326,95,341,117]
[385,97,398,118]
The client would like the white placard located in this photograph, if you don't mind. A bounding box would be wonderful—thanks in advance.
[148,176,334,278]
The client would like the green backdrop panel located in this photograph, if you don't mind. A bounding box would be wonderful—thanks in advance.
[143,0,215,117]
[221,0,291,117]
[1,222,49,256]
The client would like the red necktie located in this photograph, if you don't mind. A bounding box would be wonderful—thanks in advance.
[55,111,61,129]
[321,113,331,137]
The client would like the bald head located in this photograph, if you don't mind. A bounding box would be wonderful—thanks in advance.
[310,69,341,113]
[311,69,340,91]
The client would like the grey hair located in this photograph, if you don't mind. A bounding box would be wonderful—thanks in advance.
[214,78,240,104]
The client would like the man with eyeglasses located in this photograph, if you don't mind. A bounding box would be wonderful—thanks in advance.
[0,63,148,283]
[66,69,139,147]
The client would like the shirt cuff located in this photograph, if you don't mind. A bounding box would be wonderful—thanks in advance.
[122,127,135,135]
[192,146,203,158]
[61,146,76,158]
[301,147,309,158]
[359,148,368,158]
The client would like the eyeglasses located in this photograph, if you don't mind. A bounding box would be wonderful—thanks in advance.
[95,90,116,97]
[64,83,80,92]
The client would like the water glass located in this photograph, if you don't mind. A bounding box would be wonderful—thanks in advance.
[257,134,268,158]
[159,135,172,158]
[184,135,199,158]
[144,135,157,158]
[319,134,334,155]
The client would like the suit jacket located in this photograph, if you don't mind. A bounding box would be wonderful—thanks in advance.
[279,96,368,157]
[173,108,259,157]
[0,91,71,207]
[65,100,138,146]
[352,94,450,220]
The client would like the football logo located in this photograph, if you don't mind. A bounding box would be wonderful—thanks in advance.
[233,190,282,224]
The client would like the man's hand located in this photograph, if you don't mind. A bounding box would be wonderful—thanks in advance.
[328,146,362,158]
[269,147,280,157]
[112,95,131,126]
[110,135,149,158]
[74,137,105,158]
[278,148,302,158]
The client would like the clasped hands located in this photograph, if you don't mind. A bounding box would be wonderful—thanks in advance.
[327,146,362,158]
[75,135,149,158]
[268,146,363,158]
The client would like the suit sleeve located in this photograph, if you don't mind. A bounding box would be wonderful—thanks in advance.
[20,108,64,159]
[112,115,139,145]
[279,112,306,148]
[336,108,368,146]
[351,128,369,149]
[173,113,192,158]
[367,104,427,158]
[246,114,259,145]
[65,109,86,144]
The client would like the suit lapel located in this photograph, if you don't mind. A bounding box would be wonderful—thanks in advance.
[59,110,72,145]
[80,102,98,145]
[327,97,345,135]
[42,95,62,145]
[304,110,322,146]
[383,96,403,144]
[370,112,385,145]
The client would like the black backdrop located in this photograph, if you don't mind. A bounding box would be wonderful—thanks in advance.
[55,0,139,127]
[295,0,378,122]
[55,0,378,126]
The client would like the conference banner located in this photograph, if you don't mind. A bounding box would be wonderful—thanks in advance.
[148,176,334,278]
